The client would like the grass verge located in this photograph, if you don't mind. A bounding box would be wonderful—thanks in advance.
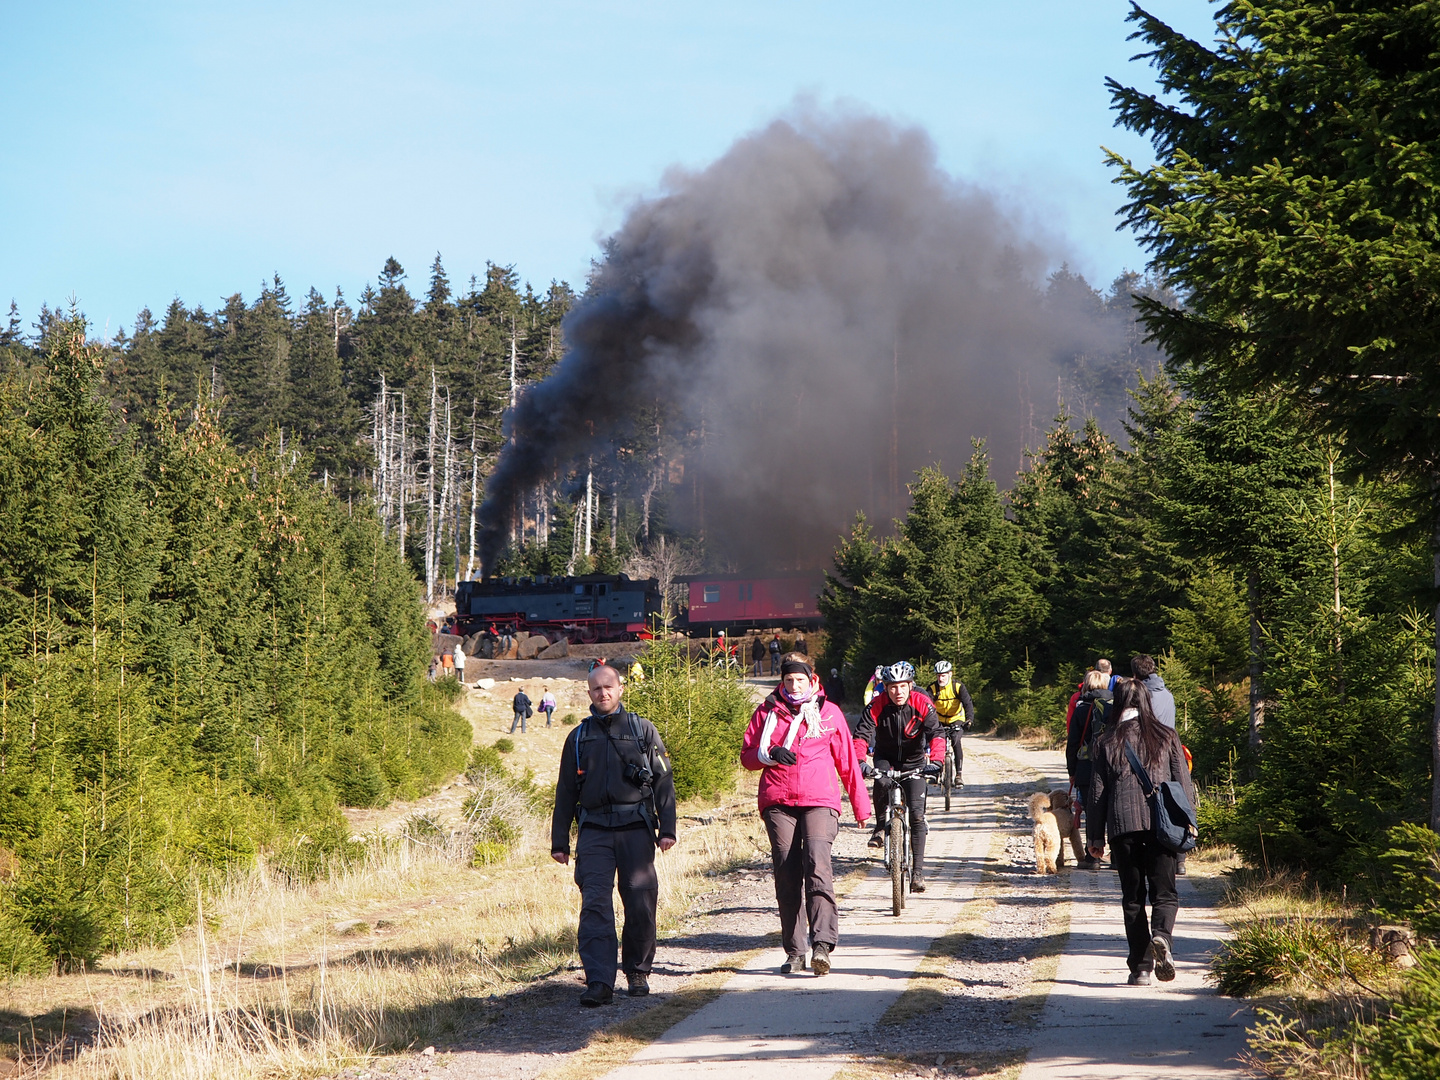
[4,769,768,1079]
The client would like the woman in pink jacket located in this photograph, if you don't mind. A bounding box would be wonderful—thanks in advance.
[741,653,872,976]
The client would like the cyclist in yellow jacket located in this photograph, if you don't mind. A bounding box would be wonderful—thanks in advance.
[927,661,974,788]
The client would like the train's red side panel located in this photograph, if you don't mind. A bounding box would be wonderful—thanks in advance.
[681,573,824,629]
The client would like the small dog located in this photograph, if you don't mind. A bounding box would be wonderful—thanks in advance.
[1048,789,1085,866]
[1029,791,1062,874]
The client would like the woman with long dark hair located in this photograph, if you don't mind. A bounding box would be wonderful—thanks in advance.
[1086,678,1197,985]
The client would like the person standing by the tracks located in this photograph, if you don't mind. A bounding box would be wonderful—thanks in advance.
[510,688,532,734]
[741,653,871,977]
[1086,678,1197,986]
[552,663,677,1006]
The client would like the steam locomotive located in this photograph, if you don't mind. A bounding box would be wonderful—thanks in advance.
[454,573,662,643]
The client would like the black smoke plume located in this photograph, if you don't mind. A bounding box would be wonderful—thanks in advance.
[477,107,1154,572]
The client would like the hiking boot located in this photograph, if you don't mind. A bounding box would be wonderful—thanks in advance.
[579,981,613,1007]
[779,953,806,974]
[626,972,650,997]
[910,872,926,893]
[1076,856,1101,870]
[1127,969,1152,986]
[810,943,831,976]
[867,829,885,849]
[953,774,963,789]
[1151,934,1175,982]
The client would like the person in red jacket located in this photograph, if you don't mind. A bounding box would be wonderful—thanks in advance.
[853,661,945,892]
[741,653,872,976]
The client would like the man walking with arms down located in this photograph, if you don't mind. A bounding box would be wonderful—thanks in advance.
[552,664,678,1007]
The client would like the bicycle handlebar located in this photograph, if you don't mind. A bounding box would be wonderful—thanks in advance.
[877,767,929,781]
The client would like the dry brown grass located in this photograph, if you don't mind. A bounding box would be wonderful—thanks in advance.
[3,763,767,1080]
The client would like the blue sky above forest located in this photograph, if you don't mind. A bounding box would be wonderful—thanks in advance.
[1,0,1216,337]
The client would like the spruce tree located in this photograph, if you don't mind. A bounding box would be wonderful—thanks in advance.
[1109,1,1440,827]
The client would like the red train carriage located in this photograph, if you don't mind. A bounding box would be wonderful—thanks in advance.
[678,571,824,634]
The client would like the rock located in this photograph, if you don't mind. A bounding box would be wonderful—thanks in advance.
[518,634,547,659]
[1372,924,1418,968]
[473,678,496,690]
[432,632,460,656]
[539,637,570,659]
[333,919,370,936]
[420,1046,436,1056]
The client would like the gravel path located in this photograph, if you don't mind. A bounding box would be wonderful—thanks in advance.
[350,736,1245,1080]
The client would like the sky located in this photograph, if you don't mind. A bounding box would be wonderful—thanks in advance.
[0,1,1219,338]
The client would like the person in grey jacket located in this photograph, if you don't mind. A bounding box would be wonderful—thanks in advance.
[1130,654,1176,729]
[1086,678,1197,986]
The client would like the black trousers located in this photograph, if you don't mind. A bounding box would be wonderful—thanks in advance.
[762,805,840,955]
[574,824,658,987]
[942,724,964,775]
[1109,830,1179,973]
[872,764,928,874]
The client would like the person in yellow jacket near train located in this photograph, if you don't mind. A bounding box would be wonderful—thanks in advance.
[927,661,974,788]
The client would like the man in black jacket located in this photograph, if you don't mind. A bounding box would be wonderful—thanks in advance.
[853,661,945,892]
[510,689,532,734]
[552,664,678,1007]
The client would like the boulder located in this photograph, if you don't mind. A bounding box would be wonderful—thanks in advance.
[517,633,548,660]
[432,632,461,656]
[539,637,570,659]
[474,678,496,691]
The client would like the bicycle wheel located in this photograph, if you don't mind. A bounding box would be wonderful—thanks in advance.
[889,813,905,916]
[942,750,954,813]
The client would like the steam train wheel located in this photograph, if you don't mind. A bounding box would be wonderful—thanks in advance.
[579,627,600,644]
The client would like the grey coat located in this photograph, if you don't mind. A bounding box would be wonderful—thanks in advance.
[1143,674,1177,729]
[1086,723,1195,849]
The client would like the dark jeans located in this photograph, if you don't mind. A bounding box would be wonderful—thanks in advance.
[769,653,780,675]
[542,706,555,726]
[1109,830,1179,973]
[574,824,658,987]
[762,805,840,956]
[510,710,527,733]
[872,764,929,874]
[942,724,964,777]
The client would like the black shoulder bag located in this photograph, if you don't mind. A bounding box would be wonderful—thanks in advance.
[1123,741,1199,854]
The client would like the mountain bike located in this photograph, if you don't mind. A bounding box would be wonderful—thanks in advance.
[877,766,928,916]
[940,738,956,812]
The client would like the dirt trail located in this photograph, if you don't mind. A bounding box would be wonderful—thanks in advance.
[358,736,1249,1080]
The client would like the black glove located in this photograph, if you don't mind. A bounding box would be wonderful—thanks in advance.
[860,762,877,779]
[769,746,797,766]
[923,762,942,776]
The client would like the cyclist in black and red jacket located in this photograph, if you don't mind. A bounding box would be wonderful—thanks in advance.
[852,661,945,891]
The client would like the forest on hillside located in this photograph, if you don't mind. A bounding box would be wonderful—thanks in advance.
[0,317,471,972]
[2,252,1162,594]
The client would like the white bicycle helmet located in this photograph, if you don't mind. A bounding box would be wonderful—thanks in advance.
[934,660,953,675]
[882,661,916,684]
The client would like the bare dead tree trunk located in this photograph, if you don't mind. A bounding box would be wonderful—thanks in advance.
[436,388,453,598]
[398,391,408,558]
[584,467,593,558]
[424,370,438,602]
[465,402,479,582]
[1248,569,1264,750]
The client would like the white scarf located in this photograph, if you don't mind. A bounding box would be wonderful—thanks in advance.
[757,698,823,765]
